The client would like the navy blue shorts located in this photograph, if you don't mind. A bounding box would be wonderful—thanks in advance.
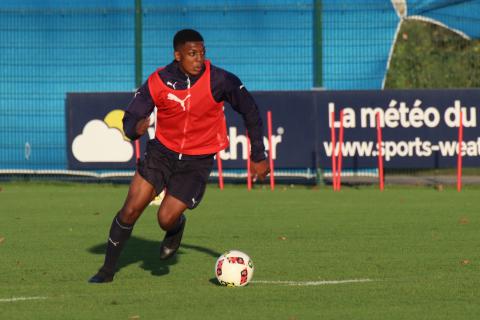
[138,139,214,209]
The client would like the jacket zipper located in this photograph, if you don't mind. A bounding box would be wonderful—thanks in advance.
[178,75,191,159]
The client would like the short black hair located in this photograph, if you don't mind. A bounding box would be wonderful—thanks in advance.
[173,29,204,50]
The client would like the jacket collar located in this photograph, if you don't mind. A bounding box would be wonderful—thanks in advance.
[165,60,206,83]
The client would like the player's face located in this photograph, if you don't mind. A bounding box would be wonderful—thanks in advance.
[174,41,206,77]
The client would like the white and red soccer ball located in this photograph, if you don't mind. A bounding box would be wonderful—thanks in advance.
[215,250,254,287]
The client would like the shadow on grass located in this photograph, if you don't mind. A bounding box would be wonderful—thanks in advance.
[209,278,220,286]
[88,236,221,277]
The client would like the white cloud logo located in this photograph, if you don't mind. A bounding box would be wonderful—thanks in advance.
[72,119,133,162]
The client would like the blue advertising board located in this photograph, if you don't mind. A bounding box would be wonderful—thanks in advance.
[66,91,317,170]
[317,89,480,169]
[66,89,480,170]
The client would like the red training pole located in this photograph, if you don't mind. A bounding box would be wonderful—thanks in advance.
[267,110,275,191]
[330,111,337,191]
[216,152,224,190]
[135,140,140,164]
[246,131,252,191]
[457,110,463,192]
[336,110,344,191]
[376,112,384,191]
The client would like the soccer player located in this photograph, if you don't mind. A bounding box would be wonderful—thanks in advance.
[89,29,269,283]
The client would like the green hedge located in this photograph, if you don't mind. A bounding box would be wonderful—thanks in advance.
[385,19,480,89]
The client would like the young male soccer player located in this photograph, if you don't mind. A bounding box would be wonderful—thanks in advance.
[89,29,269,283]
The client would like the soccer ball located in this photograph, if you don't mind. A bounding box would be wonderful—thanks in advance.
[215,250,254,287]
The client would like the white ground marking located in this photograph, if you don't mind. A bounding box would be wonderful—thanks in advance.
[0,296,47,303]
[252,278,374,286]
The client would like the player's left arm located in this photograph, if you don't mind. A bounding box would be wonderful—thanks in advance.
[250,159,269,182]
[213,67,270,181]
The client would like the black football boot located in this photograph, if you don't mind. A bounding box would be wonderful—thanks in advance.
[160,214,186,260]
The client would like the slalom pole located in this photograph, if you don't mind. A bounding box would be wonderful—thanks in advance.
[336,110,344,191]
[330,111,337,191]
[457,110,463,192]
[267,110,275,191]
[135,140,141,164]
[376,112,384,191]
[246,131,252,191]
[216,152,224,190]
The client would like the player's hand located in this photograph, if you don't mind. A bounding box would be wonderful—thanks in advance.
[251,159,270,182]
[135,117,150,137]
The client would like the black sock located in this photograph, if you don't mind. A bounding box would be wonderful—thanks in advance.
[166,214,185,235]
[100,214,134,276]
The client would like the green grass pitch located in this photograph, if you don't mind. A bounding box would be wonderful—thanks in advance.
[0,182,479,319]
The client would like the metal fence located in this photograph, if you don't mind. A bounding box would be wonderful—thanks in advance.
[1,0,479,184]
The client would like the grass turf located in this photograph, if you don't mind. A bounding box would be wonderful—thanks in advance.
[0,182,479,319]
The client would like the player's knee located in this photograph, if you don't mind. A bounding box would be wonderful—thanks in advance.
[157,216,171,231]
[118,207,141,225]
[157,212,176,231]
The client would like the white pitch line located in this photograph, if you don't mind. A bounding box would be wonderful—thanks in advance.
[0,296,47,303]
[252,278,374,286]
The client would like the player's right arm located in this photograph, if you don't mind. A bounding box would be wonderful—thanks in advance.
[123,83,155,140]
